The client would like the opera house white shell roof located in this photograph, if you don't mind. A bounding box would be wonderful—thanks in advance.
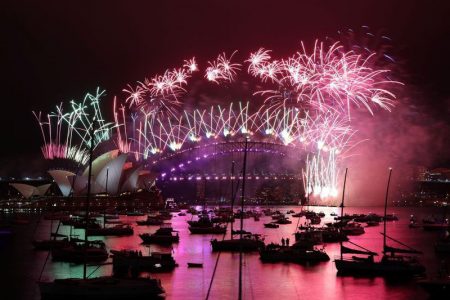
[48,150,155,196]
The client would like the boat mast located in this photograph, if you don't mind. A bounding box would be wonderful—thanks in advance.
[83,118,96,280]
[239,138,249,300]
[230,161,235,240]
[340,168,348,261]
[383,168,393,253]
[104,168,109,229]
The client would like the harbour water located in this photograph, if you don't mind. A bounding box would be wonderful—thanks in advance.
[1,205,447,299]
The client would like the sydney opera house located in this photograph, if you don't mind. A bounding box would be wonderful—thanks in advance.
[5,150,162,211]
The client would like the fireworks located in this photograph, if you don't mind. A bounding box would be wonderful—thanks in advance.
[205,51,241,83]
[122,57,198,118]
[247,41,399,116]
[33,88,113,164]
[35,37,400,201]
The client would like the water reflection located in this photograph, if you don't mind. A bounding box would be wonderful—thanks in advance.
[12,206,448,299]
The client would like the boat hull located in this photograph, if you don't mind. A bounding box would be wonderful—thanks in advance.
[211,239,264,252]
[260,247,330,264]
[39,277,164,300]
[86,227,134,236]
[139,234,179,244]
[188,226,226,234]
[335,259,426,276]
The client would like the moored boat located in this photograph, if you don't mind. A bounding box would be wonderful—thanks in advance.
[188,223,227,234]
[111,249,178,273]
[139,225,179,244]
[259,242,330,264]
[51,240,108,264]
[39,276,165,300]
[136,215,164,226]
[264,223,279,228]
[211,234,264,252]
[86,224,134,236]
[335,169,426,278]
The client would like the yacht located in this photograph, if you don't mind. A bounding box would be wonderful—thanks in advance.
[139,225,179,244]
[211,234,264,252]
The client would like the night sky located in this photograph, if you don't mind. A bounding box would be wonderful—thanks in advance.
[1,0,449,176]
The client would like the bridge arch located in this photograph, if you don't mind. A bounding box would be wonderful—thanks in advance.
[148,140,308,175]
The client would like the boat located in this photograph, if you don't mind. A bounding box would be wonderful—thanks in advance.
[33,232,73,251]
[61,217,101,229]
[309,215,321,225]
[259,242,330,264]
[86,224,134,236]
[209,141,265,254]
[264,223,279,228]
[294,228,323,246]
[275,216,292,224]
[157,211,173,220]
[51,240,109,263]
[408,221,421,228]
[271,213,284,220]
[354,213,383,223]
[298,225,348,243]
[32,218,71,251]
[136,215,165,226]
[211,234,264,252]
[366,220,379,227]
[187,262,203,268]
[330,212,338,217]
[126,211,145,216]
[383,214,399,221]
[188,213,227,234]
[38,123,165,299]
[111,249,178,274]
[211,215,233,223]
[139,225,179,244]
[39,276,164,300]
[188,223,227,234]
[262,208,274,216]
[320,227,348,243]
[335,168,426,277]
[341,222,365,235]
[231,229,251,235]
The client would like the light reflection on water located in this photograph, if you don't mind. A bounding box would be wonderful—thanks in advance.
[5,206,448,299]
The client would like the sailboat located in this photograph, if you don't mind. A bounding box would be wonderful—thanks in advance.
[32,214,72,251]
[260,184,329,264]
[335,168,426,277]
[38,119,165,299]
[187,178,227,234]
[210,140,265,252]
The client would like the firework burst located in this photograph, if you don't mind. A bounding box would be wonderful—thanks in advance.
[35,37,400,202]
